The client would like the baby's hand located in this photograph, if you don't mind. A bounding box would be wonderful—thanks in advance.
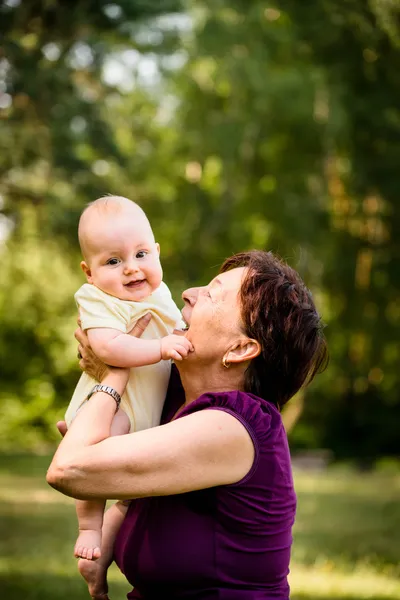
[160,334,193,361]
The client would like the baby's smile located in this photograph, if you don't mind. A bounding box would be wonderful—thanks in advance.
[124,279,147,289]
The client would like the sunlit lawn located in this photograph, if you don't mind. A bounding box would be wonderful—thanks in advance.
[0,454,399,600]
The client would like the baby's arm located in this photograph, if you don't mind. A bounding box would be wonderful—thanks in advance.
[87,328,193,367]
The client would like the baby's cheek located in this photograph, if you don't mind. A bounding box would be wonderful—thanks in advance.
[152,264,163,284]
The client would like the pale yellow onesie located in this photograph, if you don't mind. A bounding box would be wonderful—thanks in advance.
[65,282,184,432]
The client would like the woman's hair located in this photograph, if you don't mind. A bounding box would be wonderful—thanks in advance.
[220,250,328,410]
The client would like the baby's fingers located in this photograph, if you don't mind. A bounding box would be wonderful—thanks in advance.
[181,338,194,352]
[176,343,192,358]
[170,350,183,361]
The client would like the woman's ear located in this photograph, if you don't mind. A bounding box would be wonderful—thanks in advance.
[224,338,261,366]
[80,261,93,284]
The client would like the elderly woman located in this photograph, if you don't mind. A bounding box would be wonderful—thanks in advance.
[47,250,327,600]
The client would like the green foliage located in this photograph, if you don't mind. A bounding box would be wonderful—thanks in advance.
[0,207,82,448]
[0,0,399,457]
[0,0,184,449]
[276,0,400,458]
[0,0,182,235]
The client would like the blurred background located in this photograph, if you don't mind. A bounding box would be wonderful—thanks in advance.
[0,0,399,598]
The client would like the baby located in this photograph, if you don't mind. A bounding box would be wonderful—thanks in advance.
[65,195,192,562]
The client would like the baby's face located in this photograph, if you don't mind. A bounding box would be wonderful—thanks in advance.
[82,212,163,302]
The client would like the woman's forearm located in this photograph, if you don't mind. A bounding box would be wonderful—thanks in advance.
[46,409,255,502]
[47,371,128,489]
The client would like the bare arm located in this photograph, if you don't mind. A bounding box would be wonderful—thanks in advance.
[47,398,254,501]
[88,328,193,367]
[47,319,253,501]
[88,328,161,367]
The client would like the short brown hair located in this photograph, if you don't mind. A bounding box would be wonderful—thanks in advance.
[220,250,328,409]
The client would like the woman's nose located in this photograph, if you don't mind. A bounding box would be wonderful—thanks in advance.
[182,286,202,306]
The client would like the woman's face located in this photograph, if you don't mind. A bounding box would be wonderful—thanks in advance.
[181,267,247,363]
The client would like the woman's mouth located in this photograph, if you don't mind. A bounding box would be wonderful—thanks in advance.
[181,308,191,330]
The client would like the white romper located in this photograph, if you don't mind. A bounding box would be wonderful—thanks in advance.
[65,282,184,432]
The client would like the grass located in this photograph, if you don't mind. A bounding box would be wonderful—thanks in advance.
[290,466,400,599]
[0,454,399,600]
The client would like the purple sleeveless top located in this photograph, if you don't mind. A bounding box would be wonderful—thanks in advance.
[114,368,296,599]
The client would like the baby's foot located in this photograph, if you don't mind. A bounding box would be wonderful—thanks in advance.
[74,529,102,560]
[78,558,109,599]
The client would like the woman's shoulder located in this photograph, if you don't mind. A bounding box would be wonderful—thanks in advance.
[177,390,283,443]
[177,391,292,492]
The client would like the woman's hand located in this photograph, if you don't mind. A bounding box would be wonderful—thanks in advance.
[75,322,109,383]
[75,313,153,381]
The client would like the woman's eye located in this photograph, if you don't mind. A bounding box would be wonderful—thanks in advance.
[136,251,147,259]
[107,258,120,265]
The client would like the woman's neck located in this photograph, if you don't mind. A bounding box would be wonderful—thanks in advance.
[177,360,245,406]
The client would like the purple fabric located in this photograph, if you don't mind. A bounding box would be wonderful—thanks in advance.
[114,367,296,599]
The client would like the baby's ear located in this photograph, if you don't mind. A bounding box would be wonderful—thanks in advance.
[80,261,93,283]
[155,242,160,255]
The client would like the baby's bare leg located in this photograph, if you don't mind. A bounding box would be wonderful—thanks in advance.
[74,408,131,560]
[78,501,129,598]
[74,498,105,560]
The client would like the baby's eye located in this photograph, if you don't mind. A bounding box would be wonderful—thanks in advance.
[106,258,120,266]
[136,250,148,259]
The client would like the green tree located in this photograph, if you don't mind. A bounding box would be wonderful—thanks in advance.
[0,0,182,448]
[150,0,400,459]
[277,0,400,459]
[1,0,399,460]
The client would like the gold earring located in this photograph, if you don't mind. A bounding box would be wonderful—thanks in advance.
[222,356,230,369]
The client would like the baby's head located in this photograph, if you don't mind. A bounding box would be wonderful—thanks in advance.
[78,195,162,301]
